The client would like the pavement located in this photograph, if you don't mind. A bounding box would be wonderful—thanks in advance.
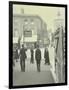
[13,71,55,86]
[13,58,55,86]
[13,47,55,86]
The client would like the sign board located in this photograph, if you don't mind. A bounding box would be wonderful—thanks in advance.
[24,31,32,37]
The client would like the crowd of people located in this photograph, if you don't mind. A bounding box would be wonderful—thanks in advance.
[13,44,50,72]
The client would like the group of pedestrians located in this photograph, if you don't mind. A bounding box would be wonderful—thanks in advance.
[13,44,50,72]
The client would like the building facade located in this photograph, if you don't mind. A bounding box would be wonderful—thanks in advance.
[13,14,49,49]
[51,11,65,83]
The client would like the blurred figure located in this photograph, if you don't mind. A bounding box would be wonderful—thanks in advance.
[35,45,41,72]
[20,44,27,72]
[30,48,34,64]
[15,47,19,62]
[44,47,50,65]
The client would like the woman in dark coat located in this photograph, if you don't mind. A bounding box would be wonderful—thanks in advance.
[44,48,50,65]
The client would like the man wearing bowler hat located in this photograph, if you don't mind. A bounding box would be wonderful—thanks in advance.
[35,45,41,72]
[20,44,27,72]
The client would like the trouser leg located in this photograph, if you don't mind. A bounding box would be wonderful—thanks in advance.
[36,60,41,72]
[36,62,38,72]
[23,60,25,72]
[22,60,25,72]
[20,59,22,71]
[38,61,41,72]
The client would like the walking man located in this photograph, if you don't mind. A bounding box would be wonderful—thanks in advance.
[30,48,34,64]
[35,45,41,72]
[20,44,27,72]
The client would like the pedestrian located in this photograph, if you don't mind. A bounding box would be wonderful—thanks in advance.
[44,47,50,65]
[15,47,19,62]
[35,45,41,72]
[20,44,27,72]
[30,48,34,64]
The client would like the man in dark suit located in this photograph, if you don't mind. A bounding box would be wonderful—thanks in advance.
[35,45,41,72]
[30,48,34,64]
[20,44,27,72]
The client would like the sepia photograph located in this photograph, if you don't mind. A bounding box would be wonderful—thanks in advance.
[9,1,67,88]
